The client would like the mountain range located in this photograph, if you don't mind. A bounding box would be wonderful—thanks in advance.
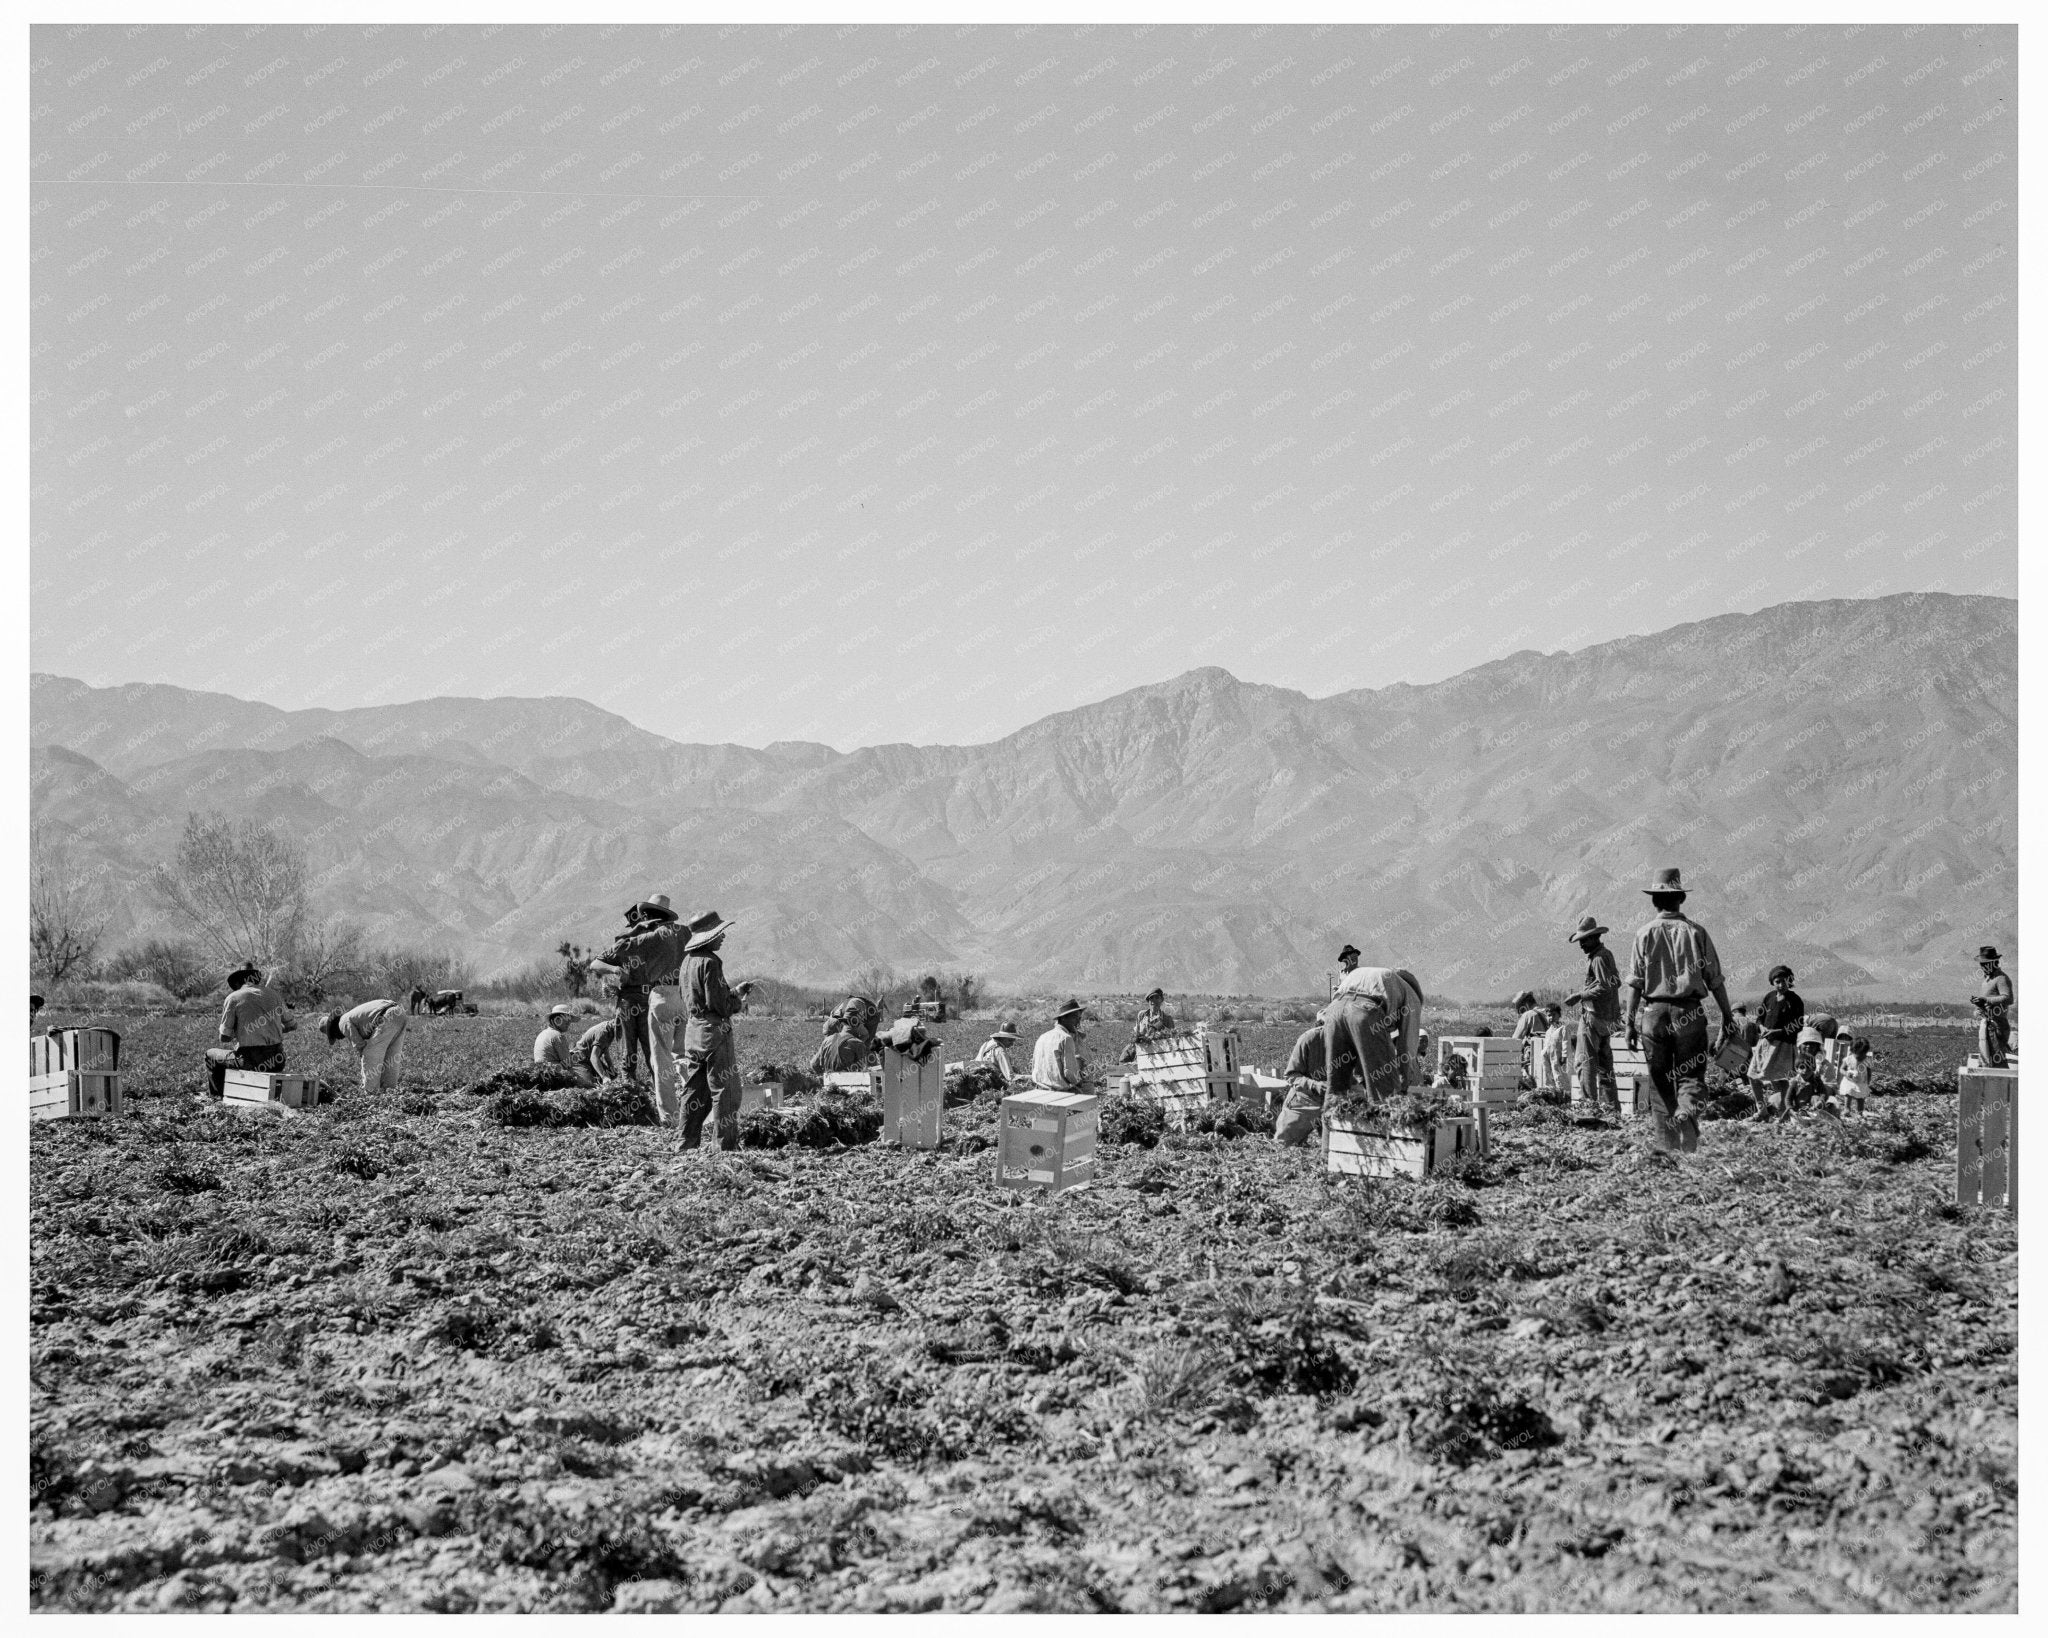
[30,591,2017,998]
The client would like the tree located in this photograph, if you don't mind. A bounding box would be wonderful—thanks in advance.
[846,961,899,1015]
[558,941,592,998]
[29,832,111,987]
[102,938,214,999]
[150,811,308,967]
[282,917,368,1005]
[373,945,474,1000]
[947,972,985,1013]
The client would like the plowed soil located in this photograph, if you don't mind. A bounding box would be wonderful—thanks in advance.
[30,1011,2015,1612]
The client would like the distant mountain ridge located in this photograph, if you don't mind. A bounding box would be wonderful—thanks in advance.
[30,591,2017,997]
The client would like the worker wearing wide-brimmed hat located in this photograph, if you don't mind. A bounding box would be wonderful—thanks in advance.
[588,893,687,1124]
[973,1020,1021,1087]
[1030,1000,1089,1094]
[1562,914,1622,1112]
[678,910,753,1150]
[205,965,292,1099]
[1973,944,2015,1068]
[1622,868,1735,1153]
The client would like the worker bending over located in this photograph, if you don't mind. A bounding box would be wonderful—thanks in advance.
[1323,946,1423,1101]
[320,998,409,1095]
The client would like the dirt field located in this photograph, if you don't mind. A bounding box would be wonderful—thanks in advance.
[30,1009,2015,1612]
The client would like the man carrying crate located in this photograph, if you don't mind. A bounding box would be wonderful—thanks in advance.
[1621,868,1735,1154]
[205,965,293,1099]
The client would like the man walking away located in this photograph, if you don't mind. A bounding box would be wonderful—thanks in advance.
[1973,945,2015,1067]
[678,910,753,1151]
[1323,946,1421,1102]
[1622,868,1735,1153]
[206,965,292,1098]
[972,1021,1020,1086]
[1563,915,1622,1112]
[589,896,687,1125]
[321,997,410,1095]
[533,1005,579,1076]
[1031,1000,1089,1093]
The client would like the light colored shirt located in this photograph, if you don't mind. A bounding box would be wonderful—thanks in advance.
[1030,1024,1084,1092]
[339,999,402,1050]
[534,1026,576,1069]
[1132,1006,1177,1044]
[577,1020,620,1076]
[220,982,288,1049]
[1512,1008,1547,1040]
[1838,1057,1872,1099]
[1332,966,1423,1063]
[1625,911,1725,1002]
[974,1038,1015,1084]
[1979,969,2015,1016]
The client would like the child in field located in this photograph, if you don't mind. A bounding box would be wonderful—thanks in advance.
[1836,1036,1874,1119]
[1541,1005,1568,1093]
[1786,1026,1841,1121]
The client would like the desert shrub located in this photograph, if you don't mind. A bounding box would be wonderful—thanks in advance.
[40,978,179,1013]
[99,938,215,999]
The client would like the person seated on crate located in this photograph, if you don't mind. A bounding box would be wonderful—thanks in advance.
[319,996,409,1095]
[204,965,293,1099]
[1748,966,1805,1123]
[1274,1011,1361,1146]
[1030,999,1090,1093]
[1972,945,2015,1068]
[533,1005,582,1079]
[1325,946,1422,1102]
[809,1016,876,1076]
[972,1020,1021,1087]
[575,1014,625,1085]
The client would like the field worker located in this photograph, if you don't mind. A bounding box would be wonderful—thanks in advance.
[1325,946,1421,1101]
[320,997,410,1095]
[1275,1011,1357,1146]
[809,1015,873,1075]
[589,896,688,1126]
[678,909,753,1151]
[973,1021,1020,1086]
[575,1015,624,1085]
[1031,1000,1089,1094]
[1133,988,1177,1045]
[1621,867,1735,1154]
[1564,915,1623,1112]
[1749,966,1805,1121]
[602,903,650,1082]
[533,1005,579,1075]
[1510,991,1545,1040]
[1972,945,2014,1067]
[1538,1004,1568,1093]
[206,965,293,1098]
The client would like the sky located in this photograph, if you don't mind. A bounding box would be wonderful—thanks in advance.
[29,21,2017,750]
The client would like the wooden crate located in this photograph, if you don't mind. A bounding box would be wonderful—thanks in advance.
[995,1090,1098,1195]
[1956,1069,2017,1211]
[223,1069,326,1114]
[739,1079,785,1116]
[30,1027,122,1075]
[30,1069,124,1120]
[1713,1038,1753,1077]
[878,1046,944,1150]
[1127,1033,1237,1127]
[1326,1113,1477,1180]
[1435,1036,1523,1106]
[821,1069,883,1096]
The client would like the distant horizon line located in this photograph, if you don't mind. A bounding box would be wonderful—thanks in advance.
[30,586,2011,757]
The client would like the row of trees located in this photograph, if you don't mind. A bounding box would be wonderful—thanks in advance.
[29,814,470,1006]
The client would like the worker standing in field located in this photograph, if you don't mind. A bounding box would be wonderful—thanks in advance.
[1621,867,1735,1154]
[1973,945,2015,1067]
[1030,1000,1089,1093]
[205,965,293,1098]
[589,896,688,1125]
[320,997,410,1095]
[1323,945,1422,1100]
[1563,915,1622,1112]
[1750,966,1805,1120]
[595,901,653,1084]
[678,909,753,1151]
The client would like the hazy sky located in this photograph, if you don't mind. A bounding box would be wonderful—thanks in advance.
[31,21,2016,749]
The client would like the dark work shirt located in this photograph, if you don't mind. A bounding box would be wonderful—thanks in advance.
[609,923,685,987]
[1756,988,1805,1041]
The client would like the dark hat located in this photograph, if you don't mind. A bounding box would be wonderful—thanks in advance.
[682,909,736,952]
[1566,914,1609,944]
[1337,943,1360,961]
[991,1021,1019,1043]
[636,893,678,923]
[1769,965,1794,984]
[1144,987,1165,1004]
[227,965,261,991]
[1512,990,1536,1009]
[1643,866,1687,896]
[1978,945,2003,963]
[1054,997,1086,1022]
[30,994,45,1011]
[319,1010,343,1045]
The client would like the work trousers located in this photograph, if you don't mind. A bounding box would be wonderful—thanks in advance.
[644,985,686,1127]
[681,1018,742,1151]
[1323,993,1406,1102]
[1638,999,1707,1153]
[1576,1018,1618,1109]
[1273,1078,1325,1147]
[358,1010,408,1094]
[205,1042,284,1098]
[615,987,650,1081]
[1979,1011,2011,1068]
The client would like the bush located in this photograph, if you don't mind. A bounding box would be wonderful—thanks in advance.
[39,978,179,1013]
[98,939,216,1000]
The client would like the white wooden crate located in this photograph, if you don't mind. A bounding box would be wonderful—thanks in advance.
[1326,1113,1477,1180]
[223,1069,325,1114]
[995,1090,1098,1195]
[30,1069,124,1120]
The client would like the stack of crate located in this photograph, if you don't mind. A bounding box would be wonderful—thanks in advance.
[995,1089,1098,1195]
[29,1027,125,1121]
[1435,1037,1522,1107]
